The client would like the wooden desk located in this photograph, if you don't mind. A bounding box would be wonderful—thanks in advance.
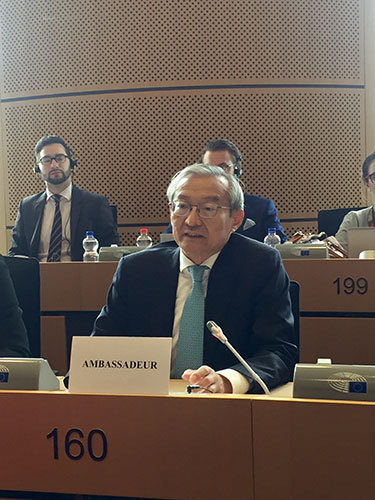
[39,259,375,372]
[252,395,375,500]
[41,259,375,314]
[40,262,117,374]
[0,388,254,500]
[40,262,117,311]
[284,259,375,364]
[1,385,375,500]
[284,259,375,313]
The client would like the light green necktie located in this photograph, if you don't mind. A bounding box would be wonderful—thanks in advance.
[175,265,208,378]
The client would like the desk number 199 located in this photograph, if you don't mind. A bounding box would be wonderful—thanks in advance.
[333,277,368,295]
[46,428,107,461]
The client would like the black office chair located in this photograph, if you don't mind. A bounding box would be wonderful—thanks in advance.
[318,206,367,236]
[289,280,300,348]
[3,256,41,357]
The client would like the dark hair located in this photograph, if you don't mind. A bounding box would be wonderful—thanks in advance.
[200,139,243,169]
[35,135,73,160]
[362,152,375,180]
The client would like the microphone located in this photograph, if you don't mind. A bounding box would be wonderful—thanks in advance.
[206,320,270,395]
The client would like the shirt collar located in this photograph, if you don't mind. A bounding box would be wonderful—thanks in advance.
[46,183,72,202]
[179,249,220,272]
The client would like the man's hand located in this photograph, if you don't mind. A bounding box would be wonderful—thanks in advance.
[182,365,233,393]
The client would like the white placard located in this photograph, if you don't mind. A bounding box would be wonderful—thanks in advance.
[68,336,171,395]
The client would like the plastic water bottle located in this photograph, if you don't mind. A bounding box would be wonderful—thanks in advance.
[83,231,99,261]
[136,228,152,248]
[263,228,281,248]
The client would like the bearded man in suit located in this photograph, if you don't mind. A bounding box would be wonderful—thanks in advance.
[9,135,119,261]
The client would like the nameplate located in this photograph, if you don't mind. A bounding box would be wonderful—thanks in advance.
[68,336,172,395]
[0,358,59,391]
[276,243,328,259]
[294,360,375,401]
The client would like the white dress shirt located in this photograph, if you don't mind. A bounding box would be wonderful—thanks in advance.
[171,249,250,393]
[39,184,72,262]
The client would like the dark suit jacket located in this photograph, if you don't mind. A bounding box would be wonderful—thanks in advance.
[0,255,31,357]
[166,193,287,243]
[93,234,298,392]
[240,193,287,242]
[9,185,119,261]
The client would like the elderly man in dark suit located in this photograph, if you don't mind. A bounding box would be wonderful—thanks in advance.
[9,135,119,261]
[92,164,297,394]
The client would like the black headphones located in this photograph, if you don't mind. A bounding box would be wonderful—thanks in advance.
[34,158,77,174]
[233,163,243,178]
[201,139,243,178]
[231,146,243,178]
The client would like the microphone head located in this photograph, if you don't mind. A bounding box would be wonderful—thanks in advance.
[206,320,227,344]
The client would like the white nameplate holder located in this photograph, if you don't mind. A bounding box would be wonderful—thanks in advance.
[68,336,172,395]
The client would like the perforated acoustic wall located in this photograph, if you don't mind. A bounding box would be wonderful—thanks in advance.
[1,0,362,95]
[0,0,365,247]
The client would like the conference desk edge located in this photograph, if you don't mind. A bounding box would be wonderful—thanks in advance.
[1,382,375,500]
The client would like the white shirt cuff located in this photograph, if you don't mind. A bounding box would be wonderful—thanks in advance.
[218,368,252,394]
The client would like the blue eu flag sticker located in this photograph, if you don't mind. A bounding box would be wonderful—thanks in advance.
[0,372,9,383]
[349,381,367,393]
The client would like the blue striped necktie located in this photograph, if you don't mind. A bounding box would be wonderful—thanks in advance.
[47,194,62,262]
[175,265,208,378]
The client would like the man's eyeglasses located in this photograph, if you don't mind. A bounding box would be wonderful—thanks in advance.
[171,201,231,218]
[366,172,375,184]
[38,154,69,166]
[216,162,234,172]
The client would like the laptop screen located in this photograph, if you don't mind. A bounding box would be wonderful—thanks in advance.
[347,227,375,257]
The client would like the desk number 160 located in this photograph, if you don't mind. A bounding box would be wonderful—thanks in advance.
[46,427,108,461]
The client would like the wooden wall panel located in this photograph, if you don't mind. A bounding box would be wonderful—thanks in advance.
[0,0,362,97]
[3,89,364,241]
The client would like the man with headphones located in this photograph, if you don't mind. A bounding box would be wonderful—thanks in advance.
[200,139,287,242]
[9,135,119,261]
[165,139,287,242]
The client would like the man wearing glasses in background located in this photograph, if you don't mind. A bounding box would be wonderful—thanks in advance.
[92,164,297,394]
[9,135,119,261]
[165,139,287,243]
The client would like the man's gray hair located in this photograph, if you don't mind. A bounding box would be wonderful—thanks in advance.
[167,163,244,211]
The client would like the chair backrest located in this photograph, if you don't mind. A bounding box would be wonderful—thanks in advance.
[289,280,300,347]
[318,206,367,236]
[3,256,41,357]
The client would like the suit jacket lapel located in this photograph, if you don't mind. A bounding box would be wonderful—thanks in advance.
[30,193,47,256]
[204,238,241,362]
[149,246,180,337]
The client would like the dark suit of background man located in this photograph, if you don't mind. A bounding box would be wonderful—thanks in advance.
[92,164,297,394]
[9,135,119,261]
[166,139,287,243]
